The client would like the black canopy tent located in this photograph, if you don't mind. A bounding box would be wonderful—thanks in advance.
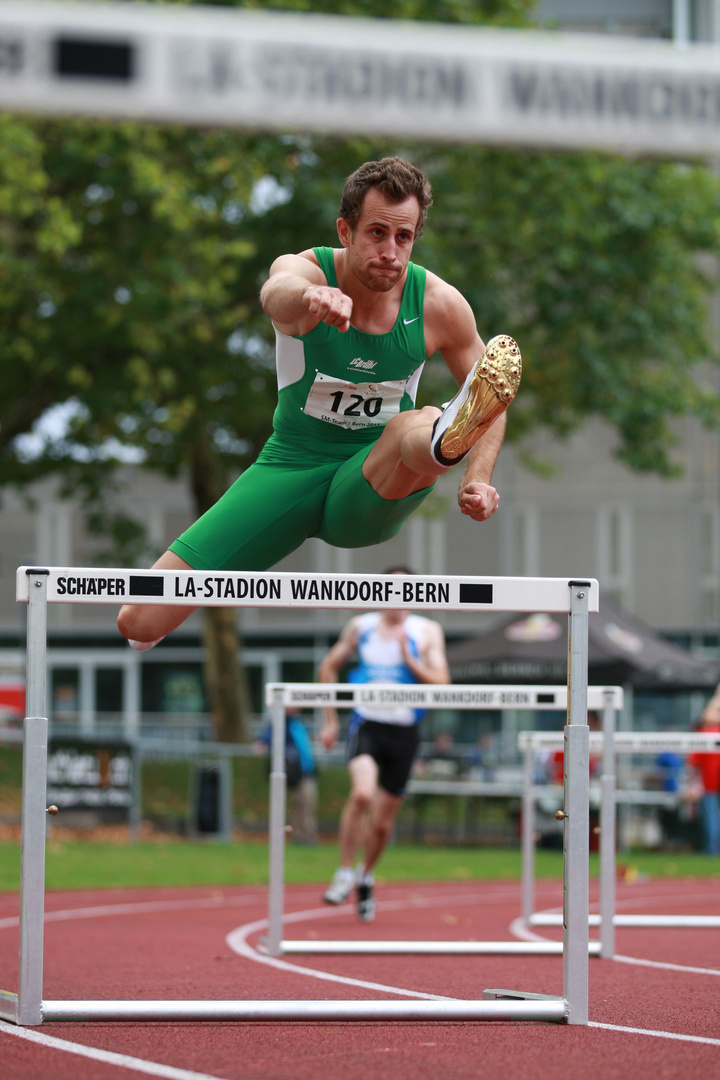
[447,599,720,692]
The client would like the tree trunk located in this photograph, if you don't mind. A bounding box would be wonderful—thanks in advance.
[190,432,252,743]
[201,605,252,744]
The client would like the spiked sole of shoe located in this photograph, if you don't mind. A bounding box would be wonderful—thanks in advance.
[437,334,521,463]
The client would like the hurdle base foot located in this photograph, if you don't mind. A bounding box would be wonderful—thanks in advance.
[483,989,569,1021]
[257,936,283,958]
[483,989,565,1004]
[0,990,18,1023]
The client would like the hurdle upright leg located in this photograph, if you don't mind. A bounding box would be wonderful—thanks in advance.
[562,582,591,1025]
[266,687,287,957]
[599,690,617,959]
[521,743,536,925]
[17,568,51,1027]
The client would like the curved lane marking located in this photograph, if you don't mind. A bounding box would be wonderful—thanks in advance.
[612,953,720,977]
[0,893,266,932]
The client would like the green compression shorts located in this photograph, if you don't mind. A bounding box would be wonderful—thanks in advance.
[169,443,435,572]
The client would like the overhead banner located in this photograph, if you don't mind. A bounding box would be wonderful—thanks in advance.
[2,2,720,156]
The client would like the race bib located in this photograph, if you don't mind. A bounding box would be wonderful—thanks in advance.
[303,371,408,430]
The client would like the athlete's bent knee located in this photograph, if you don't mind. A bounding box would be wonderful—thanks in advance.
[117,605,138,641]
[350,788,374,814]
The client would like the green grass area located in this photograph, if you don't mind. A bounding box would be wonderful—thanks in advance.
[0,838,718,894]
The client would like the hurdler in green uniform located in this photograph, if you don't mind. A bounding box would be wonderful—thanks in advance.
[170,247,435,572]
[118,156,520,652]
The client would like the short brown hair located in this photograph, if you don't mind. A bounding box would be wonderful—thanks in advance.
[338,157,433,237]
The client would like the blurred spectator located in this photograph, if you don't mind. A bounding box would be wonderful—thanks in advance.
[466,732,499,781]
[546,710,602,785]
[538,711,602,850]
[654,751,686,850]
[256,709,318,846]
[687,696,720,855]
[415,730,462,779]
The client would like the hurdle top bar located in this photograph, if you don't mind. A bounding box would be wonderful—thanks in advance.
[265,683,622,710]
[518,730,720,753]
[17,567,599,614]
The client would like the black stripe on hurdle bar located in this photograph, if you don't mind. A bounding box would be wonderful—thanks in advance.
[129,575,165,597]
[459,583,493,604]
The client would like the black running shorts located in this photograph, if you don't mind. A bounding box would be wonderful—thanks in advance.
[347,716,421,797]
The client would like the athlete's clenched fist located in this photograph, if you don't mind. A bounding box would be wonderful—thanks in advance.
[303,285,353,333]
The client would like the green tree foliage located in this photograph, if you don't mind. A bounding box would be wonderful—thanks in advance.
[0,114,295,740]
[0,119,280,485]
[209,0,534,25]
[413,148,720,474]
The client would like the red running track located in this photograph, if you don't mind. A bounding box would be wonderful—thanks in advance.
[1,876,719,1080]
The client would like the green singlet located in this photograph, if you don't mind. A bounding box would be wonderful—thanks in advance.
[170,247,436,572]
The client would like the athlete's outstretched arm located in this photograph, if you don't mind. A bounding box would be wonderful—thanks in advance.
[260,252,352,336]
[456,413,505,522]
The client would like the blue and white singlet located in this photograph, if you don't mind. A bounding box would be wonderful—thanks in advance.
[348,612,429,727]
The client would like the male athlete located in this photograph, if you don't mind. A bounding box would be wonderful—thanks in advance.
[319,568,450,921]
[117,156,520,647]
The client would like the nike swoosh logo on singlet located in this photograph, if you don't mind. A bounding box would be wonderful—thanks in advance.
[403,316,420,324]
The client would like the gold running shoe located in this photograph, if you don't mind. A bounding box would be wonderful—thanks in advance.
[430,334,522,466]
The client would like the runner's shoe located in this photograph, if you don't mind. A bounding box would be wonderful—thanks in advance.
[430,334,521,467]
[323,868,354,905]
[356,881,376,923]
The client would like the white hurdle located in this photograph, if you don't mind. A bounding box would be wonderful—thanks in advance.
[9,566,598,1027]
[264,683,621,960]
[519,726,720,951]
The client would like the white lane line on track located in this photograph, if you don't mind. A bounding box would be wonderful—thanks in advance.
[513,908,720,977]
[613,954,720,977]
[0,885,534,933]
[606,889,720,912]
[0,1020,227,1080]
[588,1021,720,1047]
[508,916,552,943]
[0,893,265,931]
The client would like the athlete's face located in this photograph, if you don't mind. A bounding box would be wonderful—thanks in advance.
[338,189,420,293]
[383,570,412,626]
